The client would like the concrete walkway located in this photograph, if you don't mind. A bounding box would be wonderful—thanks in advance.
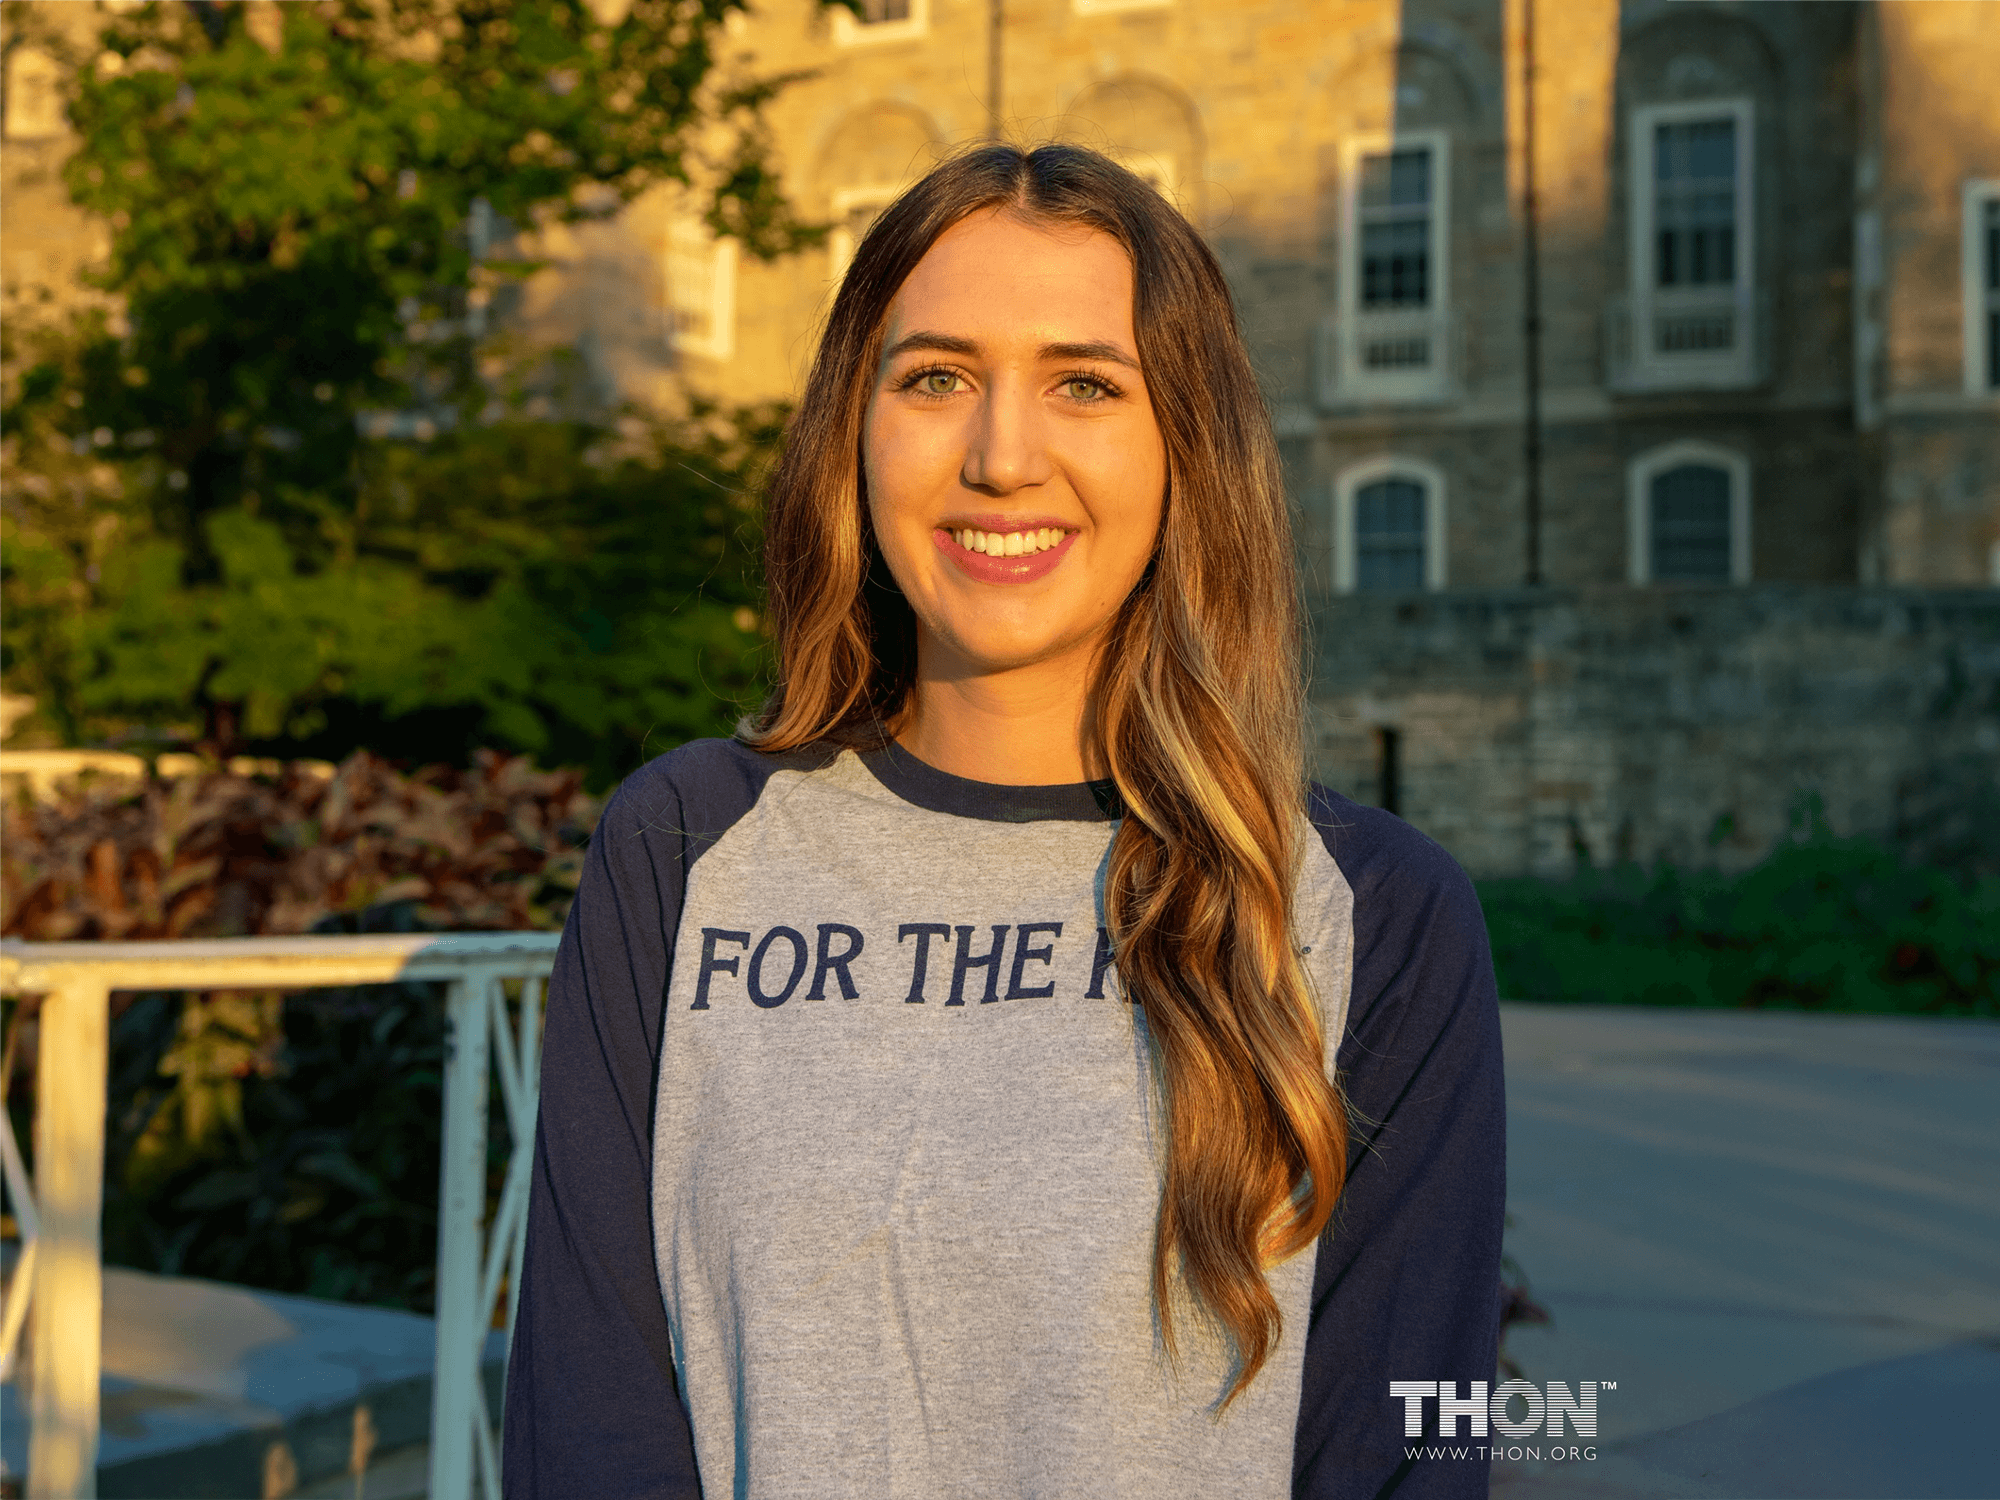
[1492,1003,2000,1500]
[0,1265,500,1498]
[4,1003,1993,1497]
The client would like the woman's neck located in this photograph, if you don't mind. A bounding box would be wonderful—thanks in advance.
[894,648,1097,786]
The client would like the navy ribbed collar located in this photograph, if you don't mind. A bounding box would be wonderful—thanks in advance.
[858,740,1120,823]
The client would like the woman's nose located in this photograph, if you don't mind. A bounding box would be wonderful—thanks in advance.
[960,381,1054,495]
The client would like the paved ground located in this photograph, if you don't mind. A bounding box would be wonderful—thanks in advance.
[5,1003,1993,1497]
[1491,1003,2000,1500]
[0,1264,499,1498]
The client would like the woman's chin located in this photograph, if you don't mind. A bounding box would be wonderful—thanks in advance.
[923,623,1102,682]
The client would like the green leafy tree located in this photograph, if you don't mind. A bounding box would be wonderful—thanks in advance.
[2,0,819,778]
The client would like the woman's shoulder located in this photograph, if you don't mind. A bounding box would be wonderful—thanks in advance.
[1304,784,1481,920]
[1305,787,1497,1042]
[596,736,840,843]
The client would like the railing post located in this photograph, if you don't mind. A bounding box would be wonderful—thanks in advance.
[429,974,493,1500]
[27,974,109,1500]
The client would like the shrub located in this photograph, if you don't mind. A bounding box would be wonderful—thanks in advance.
[2,752,597,1309]
[1478,819,2000,1017]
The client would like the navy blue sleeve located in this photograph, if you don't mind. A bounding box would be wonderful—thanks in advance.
[503,739,784,1499]
[1293,791,1507,1500]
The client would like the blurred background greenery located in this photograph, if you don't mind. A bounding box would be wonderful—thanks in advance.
[0,0,838,1319]
[1,0,823,787]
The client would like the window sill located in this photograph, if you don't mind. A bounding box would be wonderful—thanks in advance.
[1316,310,1462,411]
[1604,291,1767,394]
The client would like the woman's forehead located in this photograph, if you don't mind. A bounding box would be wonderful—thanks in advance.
[882,209,1138,358]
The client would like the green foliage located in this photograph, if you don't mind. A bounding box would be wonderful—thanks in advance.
[1479,808,2000,1016]
[4,751,600,1308]
[101,971,455,1309]
[2,0,809,776]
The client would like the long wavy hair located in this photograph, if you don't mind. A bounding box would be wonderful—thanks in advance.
[742,143,1347,1405]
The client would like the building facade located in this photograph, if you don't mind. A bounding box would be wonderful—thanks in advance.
[676,0,2000,876]
[603,0,1997,599]
[6,0,1996,874]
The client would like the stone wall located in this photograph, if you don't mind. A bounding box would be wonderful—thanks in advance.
[1308,586,2000,877]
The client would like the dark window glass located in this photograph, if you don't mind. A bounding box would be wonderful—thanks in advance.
[1355,478,1428,591]
[1655,119,1737,288]
[860,0,912,20]
[1359,148,1433,309]
[1649,463,1733,582]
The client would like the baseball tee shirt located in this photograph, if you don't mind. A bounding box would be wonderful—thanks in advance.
[504,738,1505,1499]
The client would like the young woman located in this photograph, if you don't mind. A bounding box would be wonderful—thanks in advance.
[504,144,1504,1499]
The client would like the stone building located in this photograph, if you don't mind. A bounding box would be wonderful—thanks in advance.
[599,0,1997,595]
[5,0,1996,875]
[505,0,2000,874]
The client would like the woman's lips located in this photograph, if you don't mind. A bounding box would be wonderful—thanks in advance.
[933,526,1078,584]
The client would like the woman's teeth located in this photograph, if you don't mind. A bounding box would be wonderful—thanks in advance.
[952,527,1067,556]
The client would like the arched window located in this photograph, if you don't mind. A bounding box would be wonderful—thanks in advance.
[1627,441,1751,584]
[1333,458,1447,593]
[1057,76,1204,220]
[814,103,941,281]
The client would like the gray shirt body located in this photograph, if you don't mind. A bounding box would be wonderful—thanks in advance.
[650,746,1354,1498]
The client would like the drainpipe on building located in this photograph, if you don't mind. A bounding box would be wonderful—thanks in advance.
[1522,0,1544,586]
[988,0,1004,139]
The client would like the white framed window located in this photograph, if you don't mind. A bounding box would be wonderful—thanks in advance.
[1322,131,1453,405]
[827,185,902,283]
[1626,441,1751,585]
[1625,98,1756,388]
[831,0,929,47]
[1964,179,2000,396]
[1075,0,1171,13]
[666,216,737,362]
[3,47,64,140]
[1332,457,1448,593]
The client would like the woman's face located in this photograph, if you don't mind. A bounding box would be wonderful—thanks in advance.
[863,208,1167,685]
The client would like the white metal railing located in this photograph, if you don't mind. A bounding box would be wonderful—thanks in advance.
[0,932,561,1500]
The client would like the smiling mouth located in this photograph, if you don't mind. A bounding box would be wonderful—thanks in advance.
[944,525,1074,557]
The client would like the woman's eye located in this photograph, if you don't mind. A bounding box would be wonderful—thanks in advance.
[917,370,961,396]
[1060,377,1108,402]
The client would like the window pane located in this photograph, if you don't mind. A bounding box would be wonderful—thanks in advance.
[1362,219,1430,305]
[860,0,912,20]
[1654,119,1737,288]
[1355,478,1428,591]
[1359,147,1432,310]
[667,218,722,345]
[1649,464,1732,581]
[668,263,712,340]
[1361,149,1430,211]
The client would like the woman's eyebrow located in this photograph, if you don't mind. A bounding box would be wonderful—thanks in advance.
[882,331,1140,371]
[1038,339,1139,371]
[883,331,980,361]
